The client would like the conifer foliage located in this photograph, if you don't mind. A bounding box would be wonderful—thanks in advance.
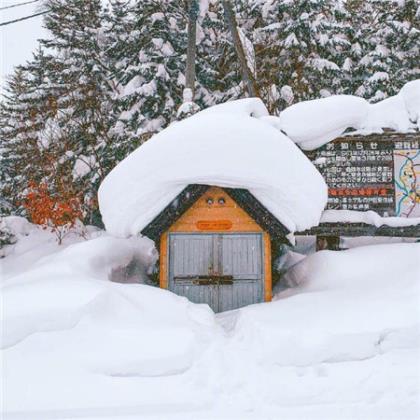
[0,0,418,228]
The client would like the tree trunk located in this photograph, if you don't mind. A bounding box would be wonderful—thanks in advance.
[221,0,259,98]
[185,0,198,97]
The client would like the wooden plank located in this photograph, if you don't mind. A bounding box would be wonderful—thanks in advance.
[169,186,263,233]
[263,232,272,302]
[159,232,168,289]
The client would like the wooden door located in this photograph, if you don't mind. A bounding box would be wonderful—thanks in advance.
[168,233,263,312]
[218,233,263,312]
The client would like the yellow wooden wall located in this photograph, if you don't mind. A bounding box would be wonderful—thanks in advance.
[159,187,272,301]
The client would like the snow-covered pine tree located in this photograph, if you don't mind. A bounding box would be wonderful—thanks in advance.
[0,50,51,213]
[194,0,245,108]
[109,0,187,146]
[343,0,419,101]
[39,0,117,225]
[385,0,420,95]
[101,0,138,161]
[250,0,347,111]
[343,0,396,101]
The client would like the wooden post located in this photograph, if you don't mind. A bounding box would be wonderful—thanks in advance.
[263,232,272,301]
[159,232,168,288]
[316,235,340,251]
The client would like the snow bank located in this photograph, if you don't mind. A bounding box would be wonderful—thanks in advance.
[2,235,156,345]
[1,235,217,379]
[275,79,420,150]
[0,217,103,279]
[229,243,420,367]
[99,98,327,237]
[321,209,420,227]
[2,233,419,416]
[0,215,33,236]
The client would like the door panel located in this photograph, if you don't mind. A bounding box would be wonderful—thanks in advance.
[168,233,264,312]
[219,234,263,312]
[169,234,218,310]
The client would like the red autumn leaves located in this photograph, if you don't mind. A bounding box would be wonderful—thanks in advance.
[23,182,83,244]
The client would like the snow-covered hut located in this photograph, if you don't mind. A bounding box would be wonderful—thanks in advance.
[99,99,327,312]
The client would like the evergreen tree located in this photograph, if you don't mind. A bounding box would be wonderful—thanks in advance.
[195,0,245,108]
[385,0,420,95]
[1,0,418,227]
[109,0,187,145]
[0,51,51,213]
[40,0,117,224]
[248,0,347,112]
[343,0,419,101]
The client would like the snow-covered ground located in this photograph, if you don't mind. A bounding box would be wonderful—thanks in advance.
[1,219,419,420]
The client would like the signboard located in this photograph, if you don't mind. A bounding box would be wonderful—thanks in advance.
[394,149,420,217]
[307,134,419,217]
[196,220,233,230]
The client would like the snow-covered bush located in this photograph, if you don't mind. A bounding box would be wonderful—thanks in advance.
[0,223,16,253]
[0,216,31,257]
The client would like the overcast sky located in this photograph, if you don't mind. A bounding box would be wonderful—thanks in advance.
[1,0,47,93]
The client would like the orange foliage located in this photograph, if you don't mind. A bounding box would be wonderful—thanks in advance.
[23,182,83,244]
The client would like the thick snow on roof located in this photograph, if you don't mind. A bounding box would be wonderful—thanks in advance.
[99,98,328,237]
[273,79,420,151]
[264,95,369,151]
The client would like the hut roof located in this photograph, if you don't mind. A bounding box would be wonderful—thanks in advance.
[141,184,290,243]
[98,98,327,238]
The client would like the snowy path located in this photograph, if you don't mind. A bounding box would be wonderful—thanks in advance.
[4,348,419,420]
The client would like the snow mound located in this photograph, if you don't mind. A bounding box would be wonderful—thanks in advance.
[98,98,328,237]
[321,209,420,227]
[230,243,420,367]
[275,79,419,150]
[0,215,34,236]
[1,235,217,378]
[2,233,419,416]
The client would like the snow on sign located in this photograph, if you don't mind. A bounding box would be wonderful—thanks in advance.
[306,132,420,217]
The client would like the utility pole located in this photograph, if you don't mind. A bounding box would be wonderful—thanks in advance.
[185,0,198,97]
[221,0,259,98]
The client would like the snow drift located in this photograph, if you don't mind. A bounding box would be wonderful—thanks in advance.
[275,79,420,150]
[321,209,420,228]
[98,98,328,237]
[2,235,419,418]
[231,243,420,367]
[1,235,217,378]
